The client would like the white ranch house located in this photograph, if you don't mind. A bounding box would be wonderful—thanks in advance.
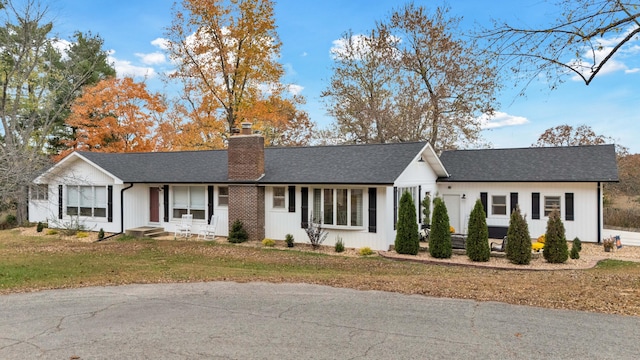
[29,126,619,251]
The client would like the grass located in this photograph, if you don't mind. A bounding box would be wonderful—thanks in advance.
[1,230,640,316]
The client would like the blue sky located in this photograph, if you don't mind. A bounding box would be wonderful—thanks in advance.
[49,0,640,153]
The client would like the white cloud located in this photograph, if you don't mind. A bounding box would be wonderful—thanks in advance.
[288,84,303,95]
[51,39,72,58]
[108,51,156,78]
[330,33,401,60]
[569,26,640,81]
[301,51,308,57]
[478,111,529,129]
[151,37,169,50]
[135,52,166,65]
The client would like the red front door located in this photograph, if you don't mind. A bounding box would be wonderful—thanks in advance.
[150,187,160,223]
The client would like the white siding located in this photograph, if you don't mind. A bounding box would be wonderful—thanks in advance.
[265,185,392,251]
[437,182,601,242]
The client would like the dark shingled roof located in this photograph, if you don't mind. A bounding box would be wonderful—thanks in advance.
[78,141,427,185]
[438,144,619,182]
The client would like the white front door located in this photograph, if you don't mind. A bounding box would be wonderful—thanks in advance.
[443,194,461,233]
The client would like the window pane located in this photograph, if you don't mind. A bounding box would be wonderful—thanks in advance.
[337,189,347,225]
[174,186,188,207]
[94,208,106,217]
[79,186,93,207]
[80,207,92,216]
[218,186,228,206]
[324,189,333,225]
[94,187,106,207]
[492,195,507,215]
[273,187,285,208]
[67,207,78,216]
[190,186,206,209]
[313,189,322,223]
[351,189,363,226]
[544,196,561,216]
[173,208,187,218]
[40,184,49,200]
[67,186,79,206]
[191,209,205,220]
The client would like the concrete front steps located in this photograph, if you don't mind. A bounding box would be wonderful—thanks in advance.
[126,226,170,238]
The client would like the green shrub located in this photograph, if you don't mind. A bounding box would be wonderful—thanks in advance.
[466,199,490,262]
[421,193,431,226]
[543,209,569,263]
[262,238,276,247]
[76,231,89,238]
[570,237,581,259]
[6,214,17,226]
[46,229,58,235]
[285,233,294,248]
[359,247,374,256]
[228,220,249,243]
[334,236,345,253]
[36,222,44,233]
[98,228,105,240]
[429,197,452,259]
[506,206,532,265]
[394,191,420,255]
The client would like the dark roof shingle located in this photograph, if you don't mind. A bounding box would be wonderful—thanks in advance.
[78,142,427,184]
[438,144,619,182]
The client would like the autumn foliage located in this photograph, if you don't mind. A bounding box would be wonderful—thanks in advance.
[61,77,166,158]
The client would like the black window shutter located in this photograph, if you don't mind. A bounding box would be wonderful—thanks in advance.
[288,186,295,213]
[368,187,377,233]
[393,187,398,230]
[207,185,214,221]
[107,185,113,222]
[565,193,574,221]
[58,185,63,219]
[510,192,518,215]
[418,185,422,225]
[163,185,169,222]
[480,192,488,218]
[532,192,540,220]
[301,187,308,228]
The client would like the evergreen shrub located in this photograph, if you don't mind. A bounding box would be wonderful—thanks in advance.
[466,199,490,262]
[506,206,532,265]
[394,191,419,255]
[543,209,569,263]
[429,197,452,259]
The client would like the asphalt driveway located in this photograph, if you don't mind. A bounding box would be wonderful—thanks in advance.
[1,282,638,359]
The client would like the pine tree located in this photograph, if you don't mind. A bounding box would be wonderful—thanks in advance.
[395,191,420,255]
[506,206,532,265]
[429,197,452,258]
[570,237,581,259]
[543,209,569,263]
[466,199,490,262]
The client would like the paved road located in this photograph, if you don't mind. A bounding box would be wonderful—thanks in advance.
[1,282,638,359]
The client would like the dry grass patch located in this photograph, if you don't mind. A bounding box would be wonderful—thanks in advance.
[1,229,640,316]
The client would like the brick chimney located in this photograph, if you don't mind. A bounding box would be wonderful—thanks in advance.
[227,122,265,241]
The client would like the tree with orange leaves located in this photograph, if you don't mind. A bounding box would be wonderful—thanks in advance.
[62,77,167,157]
[165,0,311,147]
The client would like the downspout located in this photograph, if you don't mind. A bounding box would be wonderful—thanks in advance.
[97,183,134,242]
[597,182,601,244]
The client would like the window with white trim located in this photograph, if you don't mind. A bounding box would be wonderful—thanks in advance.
[544,196,561,217]
[66,185,106,217]
[312,188,363,227]
[491,195,507,215]
[173,186,206,220]
[273,187,285,208]
[31,184,48,200]
[218,186,229,206]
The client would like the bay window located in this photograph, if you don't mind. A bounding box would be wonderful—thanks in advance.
[313,188,363,227]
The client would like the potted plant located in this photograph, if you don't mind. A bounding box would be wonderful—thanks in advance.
[603,237,614,252]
